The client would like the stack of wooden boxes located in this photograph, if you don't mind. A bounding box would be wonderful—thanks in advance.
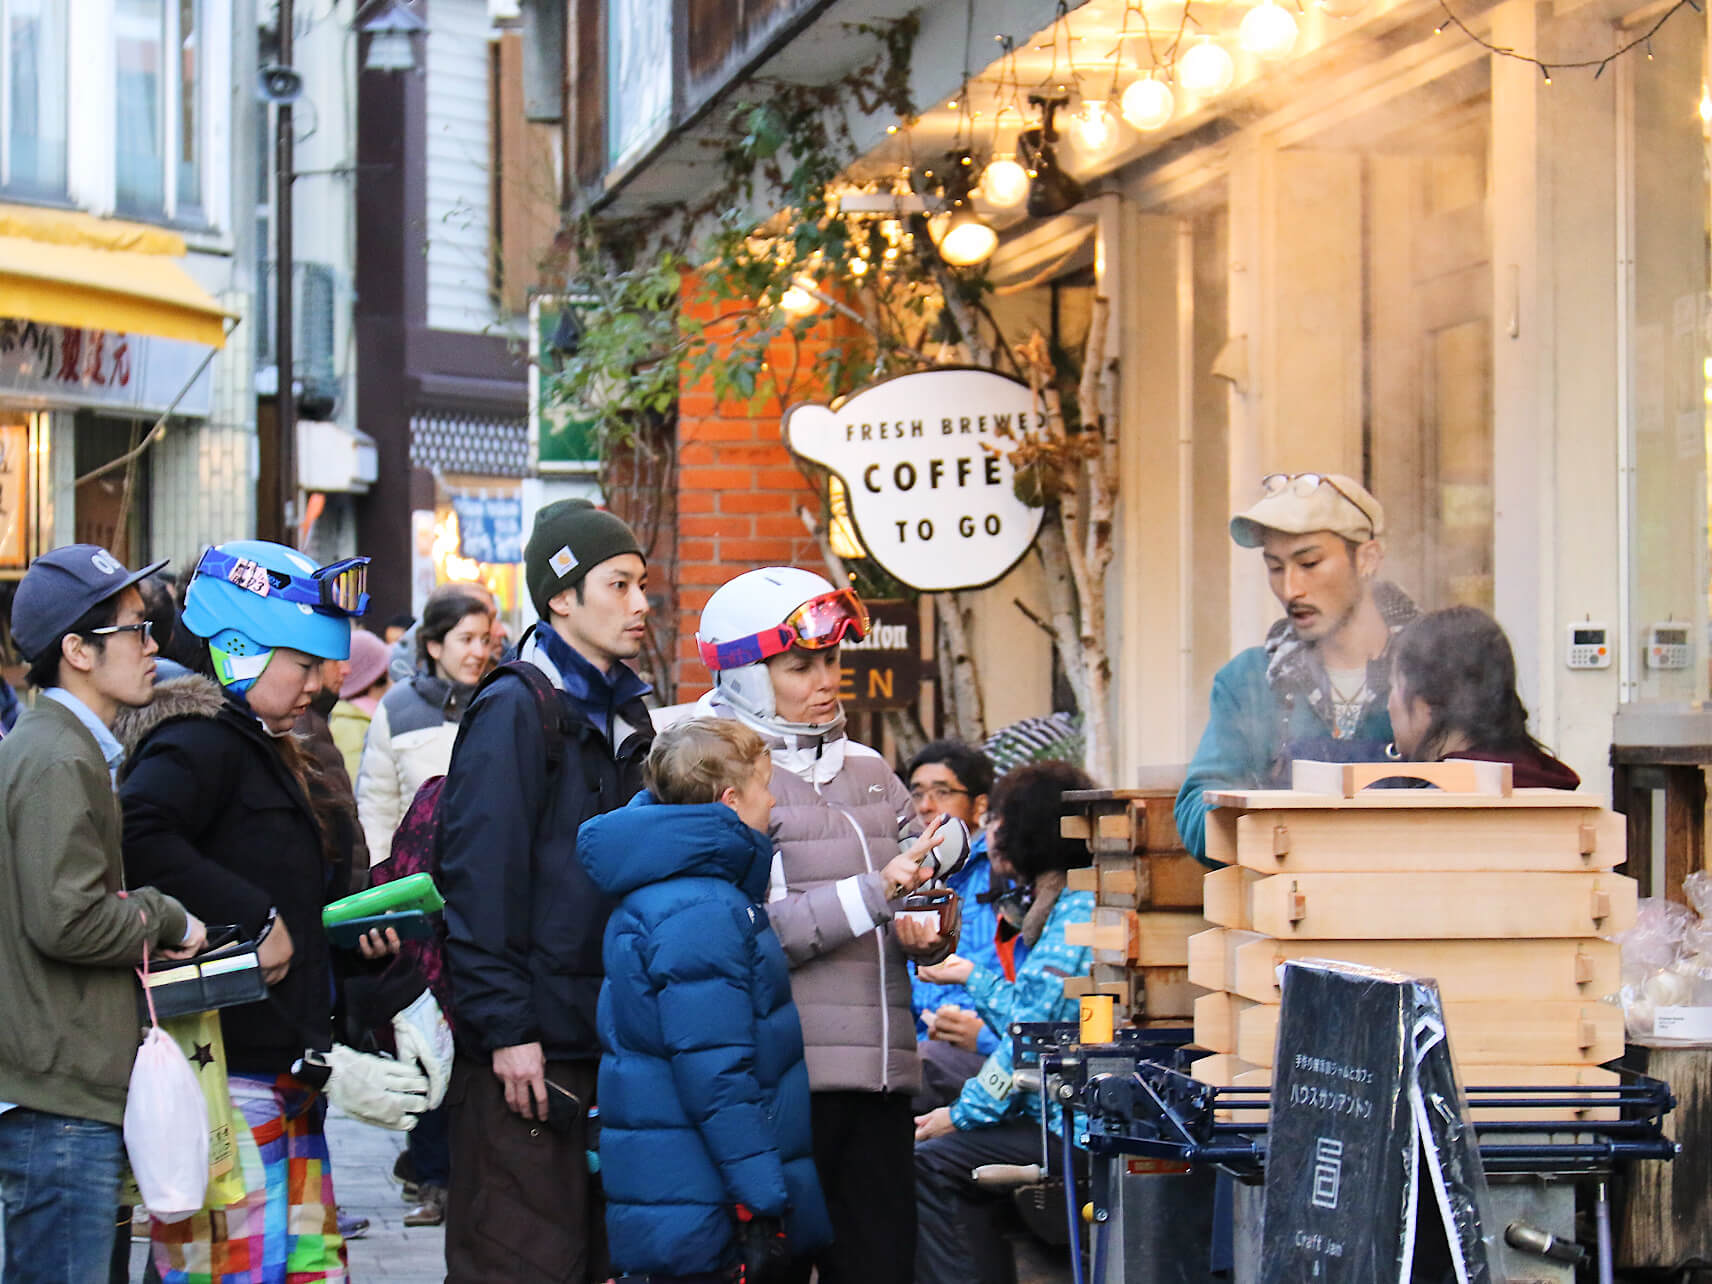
[1059,786,1208,1024]
[1186,760,1636,1121]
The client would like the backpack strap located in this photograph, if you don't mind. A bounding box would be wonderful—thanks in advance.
[451,659,569,771]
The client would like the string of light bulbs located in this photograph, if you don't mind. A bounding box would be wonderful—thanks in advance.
[1431,0,1700,82]
[845,0,1706,275]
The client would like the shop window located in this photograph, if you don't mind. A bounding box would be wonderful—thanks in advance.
[115,0,203,220]
[606,0,671,169]
[0,0,67,198]
[1271,81,1495,614]
[1621,13,1709,702]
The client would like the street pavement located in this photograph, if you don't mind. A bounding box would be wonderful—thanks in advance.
[122,1106,1068,1283]
[127,1106,446,1282]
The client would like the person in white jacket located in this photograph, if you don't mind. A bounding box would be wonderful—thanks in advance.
[356,589,492,866]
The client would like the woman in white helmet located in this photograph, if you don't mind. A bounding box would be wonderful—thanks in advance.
[697,567,958,1284]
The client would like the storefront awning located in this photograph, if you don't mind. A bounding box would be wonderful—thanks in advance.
[0,204,231,349]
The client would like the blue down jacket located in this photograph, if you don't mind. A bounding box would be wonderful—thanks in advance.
[578,792,832,1276]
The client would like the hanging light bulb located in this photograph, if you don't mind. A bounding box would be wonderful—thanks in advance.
[778,276,820,316]
[981,155,1031,207]
[935,208,999,266]
[1177,38,1235,95]
[1240,0,1299,59]
[1700,85,1712,123]
[1072,101,1115,153]
[1121,76,1176,131]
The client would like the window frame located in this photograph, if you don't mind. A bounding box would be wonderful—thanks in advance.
[0,0,70,199]
[112,0,205,222]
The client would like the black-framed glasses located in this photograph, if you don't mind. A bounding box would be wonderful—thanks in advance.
[85,620,154,643]
[910,784,970,803]
[1259,472,1377,528]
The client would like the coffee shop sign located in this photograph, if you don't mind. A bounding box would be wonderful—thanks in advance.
[783,369,1046,592]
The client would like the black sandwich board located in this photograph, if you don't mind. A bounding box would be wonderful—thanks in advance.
[1260,959,1506,1283]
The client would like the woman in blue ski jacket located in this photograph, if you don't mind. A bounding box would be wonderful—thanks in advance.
[577,717,831,1281]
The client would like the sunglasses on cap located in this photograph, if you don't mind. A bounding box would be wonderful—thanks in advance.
[195,549,371,617]
[698,588,870,672]
[1259,472,1378,530]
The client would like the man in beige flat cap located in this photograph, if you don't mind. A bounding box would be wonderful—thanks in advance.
[1175,472,1418,862]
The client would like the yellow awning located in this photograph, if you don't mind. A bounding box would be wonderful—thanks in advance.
[0,204,231,348]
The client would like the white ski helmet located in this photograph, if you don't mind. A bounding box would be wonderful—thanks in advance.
[697,567,870,734]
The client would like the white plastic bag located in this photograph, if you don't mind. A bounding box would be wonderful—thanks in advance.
[123,1025,210,1222]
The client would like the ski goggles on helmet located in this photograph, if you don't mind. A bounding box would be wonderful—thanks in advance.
[194,548,371,617]
[697,588,870,671]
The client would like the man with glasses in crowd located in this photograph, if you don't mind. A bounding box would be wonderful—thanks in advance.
[1175,473,1417,864]
[904,741,1008,1111]
[0,546,206,1283]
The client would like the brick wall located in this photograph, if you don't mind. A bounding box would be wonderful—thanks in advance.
[672,276,855,701]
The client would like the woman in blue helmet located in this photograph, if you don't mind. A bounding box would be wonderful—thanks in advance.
[117,541,450,1284]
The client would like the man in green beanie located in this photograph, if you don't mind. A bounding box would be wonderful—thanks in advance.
[438,499,657,1281]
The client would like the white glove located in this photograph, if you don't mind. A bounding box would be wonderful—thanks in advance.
[391,989,453,1110]
[318,1044,430,1131]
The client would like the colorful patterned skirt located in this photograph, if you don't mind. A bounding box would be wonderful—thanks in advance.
[149,1073,348,1283]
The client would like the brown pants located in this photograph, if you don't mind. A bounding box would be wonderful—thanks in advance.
[444,1055,605,1283]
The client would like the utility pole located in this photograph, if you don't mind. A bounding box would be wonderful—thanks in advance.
[276,0,296,542]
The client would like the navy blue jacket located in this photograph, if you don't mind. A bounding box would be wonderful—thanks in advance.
[439,629,653,1060]
[579,793,832,1276]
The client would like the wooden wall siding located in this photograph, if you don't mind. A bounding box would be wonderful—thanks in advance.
[681,0,821,117]
[425,0,498,334]
[494,32,562,317]
[572,0,604,189]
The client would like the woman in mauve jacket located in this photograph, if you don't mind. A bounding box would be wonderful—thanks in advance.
[695,567,957,1284]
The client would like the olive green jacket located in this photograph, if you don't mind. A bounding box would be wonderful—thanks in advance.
[0,697,189,1125]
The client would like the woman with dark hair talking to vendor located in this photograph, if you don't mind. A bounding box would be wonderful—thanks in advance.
[1387,605,1580,788]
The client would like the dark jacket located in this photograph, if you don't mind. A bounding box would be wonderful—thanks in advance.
[1438,747,1581,790]
[117,677,355,1073]
[0,698,188,1125]
[579,793,832,1275]
[438,625,654,1060]
[1176,581,1418,862]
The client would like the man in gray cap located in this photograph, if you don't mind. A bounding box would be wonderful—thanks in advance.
[0,545,206,1281]
[438,500,655,1281]
[1175,474,1418,863]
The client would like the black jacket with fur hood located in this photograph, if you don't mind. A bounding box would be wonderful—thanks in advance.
[117,676,356,1073]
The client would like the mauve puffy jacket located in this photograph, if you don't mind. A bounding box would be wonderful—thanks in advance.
[764,738,935,1095]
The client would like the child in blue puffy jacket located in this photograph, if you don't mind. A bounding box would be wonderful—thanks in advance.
[577,717,832,1283]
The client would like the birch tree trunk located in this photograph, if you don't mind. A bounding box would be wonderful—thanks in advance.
[933,591,986,743]
[1014,299,1120,785]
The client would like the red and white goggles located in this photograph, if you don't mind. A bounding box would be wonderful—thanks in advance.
[698,588,870,672]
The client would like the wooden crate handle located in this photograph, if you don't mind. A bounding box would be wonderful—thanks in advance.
[1062,815,1093,841]
[1574,946,1595,986]
[1271,823,1291,857]
[1290,758,1513,798]
[1288,886,1308,924]
[1590,889,1613,922]
[1578,821,1598,857]
[1065,921,1097,947]
[1066,868,1099,893]
[1103,868,1140,897]
[1578,1018,1597,1049]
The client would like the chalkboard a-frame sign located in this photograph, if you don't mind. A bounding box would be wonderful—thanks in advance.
[1260,960,1504,1284]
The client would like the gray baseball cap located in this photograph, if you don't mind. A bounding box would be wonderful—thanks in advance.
[12,544,168,661]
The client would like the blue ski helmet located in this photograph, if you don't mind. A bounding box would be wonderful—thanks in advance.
[182,541,366,692]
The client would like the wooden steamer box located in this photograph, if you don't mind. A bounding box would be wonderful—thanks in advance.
[1187,760,1635,1125]
[1058,786,1207,1023]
